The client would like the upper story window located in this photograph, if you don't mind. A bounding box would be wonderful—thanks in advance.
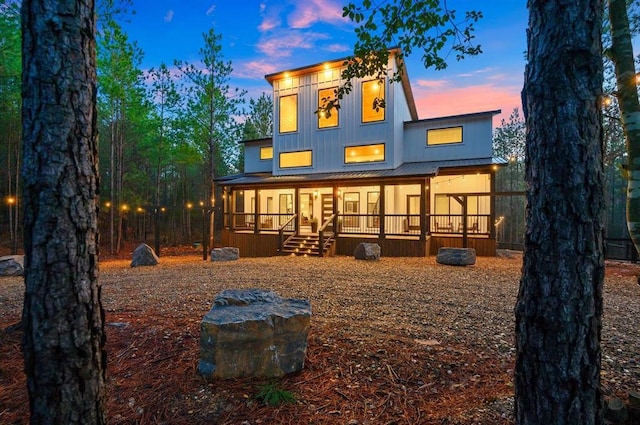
[260,146,273,160]
[279,150,312,168]
[345,143,385,164]
[427,126,463,145]
[279,94,298,133]
[318,87,339,129]
[362,79,385,123]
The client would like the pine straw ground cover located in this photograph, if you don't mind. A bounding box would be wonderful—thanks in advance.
[1,252,639,424]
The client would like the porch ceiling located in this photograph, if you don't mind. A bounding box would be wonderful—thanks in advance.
[219,157,506,186]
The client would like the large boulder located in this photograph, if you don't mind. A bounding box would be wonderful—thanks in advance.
[0,255,24,276]
[436,247,476,266]
[130,243,159,267]
[198,289,311,379]
[210,247,240,261]
[354,242,381,260]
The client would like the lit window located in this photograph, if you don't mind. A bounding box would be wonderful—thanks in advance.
[280,150,312,168]
[427,126,463,145]
[362,79,385,123]
[260,146,273,160]
[279,94,297,133]
[345,144,385,163]
[318,87,338,128]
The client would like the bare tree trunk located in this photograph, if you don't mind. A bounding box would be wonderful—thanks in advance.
[109,108,116,254]
[21,0,106,423]
[516,0,605,424]
[608,0,640,256]
[116,104,125,252]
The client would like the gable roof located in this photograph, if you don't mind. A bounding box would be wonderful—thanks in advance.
[264,48,418,121]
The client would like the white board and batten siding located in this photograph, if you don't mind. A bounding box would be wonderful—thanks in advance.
[243,139,273,173]
[270,58,412,176]
[402,111,499,163]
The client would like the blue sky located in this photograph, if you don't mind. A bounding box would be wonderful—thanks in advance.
[123,1,529,124]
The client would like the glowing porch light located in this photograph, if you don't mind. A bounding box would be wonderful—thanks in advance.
[6,196,16,205]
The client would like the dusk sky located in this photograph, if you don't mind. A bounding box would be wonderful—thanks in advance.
[122,1,530,125]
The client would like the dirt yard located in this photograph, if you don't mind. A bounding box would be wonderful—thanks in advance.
[1,251,639,424]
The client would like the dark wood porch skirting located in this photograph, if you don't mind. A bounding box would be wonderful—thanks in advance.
[222,230,496,257]
[336,236,430,257]
[222,231,281,257]
[430,236,496,256]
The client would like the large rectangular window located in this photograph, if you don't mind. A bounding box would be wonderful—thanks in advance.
[318,87,339,128]
[279,94,298,133]
[343,192,360,228]
[427,126,463,145]
[362,79,385,123]
[279,150,312,168]
[260,146,273,160]
[367,191,380,228]
[345,143,385,164]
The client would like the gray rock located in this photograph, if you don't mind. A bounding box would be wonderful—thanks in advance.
[436,247,476,266]
[198,288,311,379]
[353,242,381,260]
[210,247,240,261]
[0,255,24,276]
[130,243,159,267]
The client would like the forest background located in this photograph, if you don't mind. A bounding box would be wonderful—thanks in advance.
[0,0,633,257]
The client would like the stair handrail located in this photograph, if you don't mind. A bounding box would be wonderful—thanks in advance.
[278,214,297,253]
[318,213,337,258]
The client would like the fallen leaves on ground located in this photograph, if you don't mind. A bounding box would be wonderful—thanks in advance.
[1,253,639,424]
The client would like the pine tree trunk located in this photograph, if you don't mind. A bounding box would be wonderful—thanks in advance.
[608,0,640,256]
[21,1,106,423]
[516,1,605,424]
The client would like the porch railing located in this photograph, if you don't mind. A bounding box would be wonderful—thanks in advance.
[232,213,296,232]
[230,212,491,237]
[318,213,337,257]
[278,214,298,253]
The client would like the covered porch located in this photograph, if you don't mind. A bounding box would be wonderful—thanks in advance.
[220,166,500,257]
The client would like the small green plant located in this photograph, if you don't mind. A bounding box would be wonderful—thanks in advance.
[255,382,296,406]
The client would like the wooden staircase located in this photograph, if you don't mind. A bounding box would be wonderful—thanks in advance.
[280,233,335,257]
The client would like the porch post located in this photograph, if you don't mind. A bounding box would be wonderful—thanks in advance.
[420,179,427,242]
[295,187,300,234]
[461,195,468,248]
[490,170,497,239]
[379,184,386,240]
[332,185,339,235]
[254,190,260,234]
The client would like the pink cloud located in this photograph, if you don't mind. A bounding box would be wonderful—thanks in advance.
[258,16,280,32]
[412,83,522,124]
[324,43,350,53]
[415,79,449,89]
[288,0,345,28]
[235,60,280,79]
[257,30,329,57]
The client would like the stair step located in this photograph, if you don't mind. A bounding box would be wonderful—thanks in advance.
[281,233,335,257]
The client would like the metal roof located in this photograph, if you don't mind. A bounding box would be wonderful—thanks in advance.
[218,157,506,187]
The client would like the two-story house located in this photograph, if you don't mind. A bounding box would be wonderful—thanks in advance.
[218,49,504,257]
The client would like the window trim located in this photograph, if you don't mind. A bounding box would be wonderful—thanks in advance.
[279,150,313,169]
[344,143,386,164]
[318,86,339,129]
[279,94,298,134]
[427,126,464,146]
[259,146,273,160]
[361,79,386,123]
